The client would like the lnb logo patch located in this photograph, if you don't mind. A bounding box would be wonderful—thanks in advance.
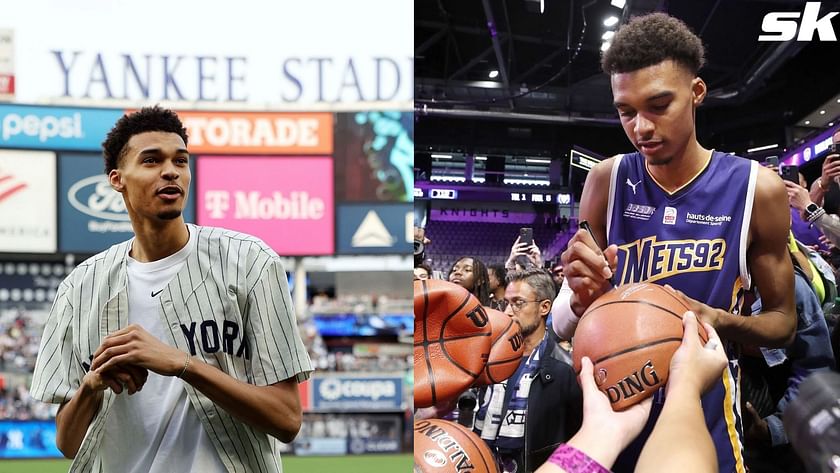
[759,2,838,41]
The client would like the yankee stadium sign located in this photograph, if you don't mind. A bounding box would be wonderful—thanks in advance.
[5,0,411,108]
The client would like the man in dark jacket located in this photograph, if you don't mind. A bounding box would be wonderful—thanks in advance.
[474,268,583,472]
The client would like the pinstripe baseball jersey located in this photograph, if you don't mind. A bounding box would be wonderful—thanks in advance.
[30,224,313,473]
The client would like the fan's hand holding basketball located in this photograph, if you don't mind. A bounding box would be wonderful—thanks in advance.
[561,229,618,316]
[667,312,727,398]
[560,356,653,470]
[578,356,652,444]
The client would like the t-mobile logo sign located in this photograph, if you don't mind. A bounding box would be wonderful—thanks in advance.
[205,191,230,218]
[759,2,838,41]
[204,190,325,220]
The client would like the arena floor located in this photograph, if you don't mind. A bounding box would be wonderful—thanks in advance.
[0,454,413,472]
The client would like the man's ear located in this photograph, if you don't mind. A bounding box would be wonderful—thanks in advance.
[691,77,707,107]
[109,169,124,193]
[540,299,552,318]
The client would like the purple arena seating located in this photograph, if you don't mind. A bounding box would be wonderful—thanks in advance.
[425,218,578,274]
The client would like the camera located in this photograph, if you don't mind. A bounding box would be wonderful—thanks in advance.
[783,371,840,473]
[414,238,426,267]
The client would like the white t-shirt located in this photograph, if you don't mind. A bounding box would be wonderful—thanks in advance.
[101,229,226,473]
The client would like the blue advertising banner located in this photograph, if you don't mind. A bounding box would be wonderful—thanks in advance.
[336,204,412,254]
[311,376,403,411]
[348,437,401,454]
[311,314,412,337]
[0,420,62,459]
[294,438,347,456]
[0,104,123,151]
[58,153,195,253]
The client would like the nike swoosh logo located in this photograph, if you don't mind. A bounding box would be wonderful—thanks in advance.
[151,289,164,297]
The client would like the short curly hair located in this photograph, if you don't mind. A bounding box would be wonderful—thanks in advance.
[601,12,705,76]
[102,106,189,174]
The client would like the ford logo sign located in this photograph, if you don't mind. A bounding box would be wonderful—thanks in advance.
[67,175,129,221]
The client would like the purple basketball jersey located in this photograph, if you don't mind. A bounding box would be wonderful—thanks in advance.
[606,151,757,473]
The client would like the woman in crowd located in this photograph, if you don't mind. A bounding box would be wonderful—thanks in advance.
[449,256,492,306]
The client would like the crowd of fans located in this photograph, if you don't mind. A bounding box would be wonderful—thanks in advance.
[0,308,44,374]
[413,144,840,473]
[0,381,55,420]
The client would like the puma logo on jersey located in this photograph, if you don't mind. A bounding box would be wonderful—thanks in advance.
[626,178,642,195]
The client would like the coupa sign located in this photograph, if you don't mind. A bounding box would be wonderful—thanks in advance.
[58,153,195,252]
[0,104,122,151]
[311,376,402,410]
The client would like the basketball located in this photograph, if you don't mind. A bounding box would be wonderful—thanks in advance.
[414,279,492,408]
[414,419,498,473]
[474,307,524,386]
[572,282,708,410]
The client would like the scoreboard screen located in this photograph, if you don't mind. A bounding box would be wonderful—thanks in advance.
[414,186,570,204]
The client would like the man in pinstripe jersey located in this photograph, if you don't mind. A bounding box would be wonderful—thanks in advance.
[30,106,313,472]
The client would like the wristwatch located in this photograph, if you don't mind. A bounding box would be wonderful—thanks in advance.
[804,202,825,223]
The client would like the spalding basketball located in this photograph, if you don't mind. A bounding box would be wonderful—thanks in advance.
[414,279,492,408]
[572,283,708,411]
[414,419,498,473]
[474,307,524,386]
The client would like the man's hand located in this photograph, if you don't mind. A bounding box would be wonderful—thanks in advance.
[505,236,528,269]
[90,324,187,377]
[819,154,840,188]
[414,226,430,246]
[783,180,813,214]
[527,242,543,268]
[560,229,617,317]
[744,402,771,447]
[82,364,148,395]
[665,285,724,330]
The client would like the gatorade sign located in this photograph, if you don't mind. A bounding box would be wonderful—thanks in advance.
[336,204,412,254]
[0,105,122,151]
[179,111,333,154]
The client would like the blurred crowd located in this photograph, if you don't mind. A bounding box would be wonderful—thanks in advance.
[0,294,412,421]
